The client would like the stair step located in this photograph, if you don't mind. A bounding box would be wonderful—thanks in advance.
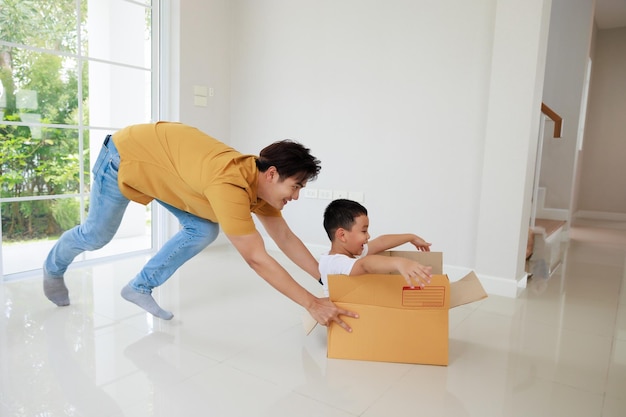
[534,219,566,238]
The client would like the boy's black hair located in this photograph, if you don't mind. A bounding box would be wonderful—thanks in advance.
[323,199,368,241]
[256,140,321,183]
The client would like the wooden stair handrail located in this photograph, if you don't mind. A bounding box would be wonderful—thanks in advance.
[541,102,562,138]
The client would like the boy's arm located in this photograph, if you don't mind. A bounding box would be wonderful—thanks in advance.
[367,233,432,254]
[350,254,432,288]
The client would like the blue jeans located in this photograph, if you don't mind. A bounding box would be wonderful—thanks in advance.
[44,135,220,293]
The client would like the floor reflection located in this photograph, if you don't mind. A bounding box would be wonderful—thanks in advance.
[0,221,625,417]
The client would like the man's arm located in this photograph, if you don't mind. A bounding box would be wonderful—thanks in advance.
[227,230,358,331]
[255,214,320,280]
[367,233,432,254]
[350,254,432,288]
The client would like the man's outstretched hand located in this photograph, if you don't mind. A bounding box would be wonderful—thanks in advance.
[308,297,359,332]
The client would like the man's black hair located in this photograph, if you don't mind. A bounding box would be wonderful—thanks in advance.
[256,140,321,183]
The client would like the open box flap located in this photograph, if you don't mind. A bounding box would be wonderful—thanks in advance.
[450,271,488,308]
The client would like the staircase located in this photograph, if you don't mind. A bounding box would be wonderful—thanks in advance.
[529,186,568,276]
[530,218,567,275]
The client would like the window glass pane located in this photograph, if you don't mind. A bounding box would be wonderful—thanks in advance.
[0,0,156,278]
[81,201,152,262]
[0,127,83,198]
[0,48,81,126]
[1,199,152,276]
[87,61,152,126]
[85,0,152,68]
[1,198,82,275]
[0,0,80,53]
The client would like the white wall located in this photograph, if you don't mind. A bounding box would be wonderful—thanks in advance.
[175,0,231,140]
[577,27,626,216]
[540,0,595,212]
[229,0,495,261]
[475,0,551,295]
[171,0,554,296]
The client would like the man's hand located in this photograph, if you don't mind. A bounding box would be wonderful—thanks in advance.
[308,297,359,332]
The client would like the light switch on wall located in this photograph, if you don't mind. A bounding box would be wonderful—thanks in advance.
[193,85,208,96]
[193,96,208,107]
[318,189,333,200]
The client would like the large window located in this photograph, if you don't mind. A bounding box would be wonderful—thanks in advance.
[0,0,159,278]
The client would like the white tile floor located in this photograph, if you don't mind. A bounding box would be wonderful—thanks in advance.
[1,221,626,417]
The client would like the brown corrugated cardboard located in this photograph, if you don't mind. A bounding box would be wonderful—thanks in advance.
[326,251,487,365]
[302,251,445,336]
[382,250,443,274]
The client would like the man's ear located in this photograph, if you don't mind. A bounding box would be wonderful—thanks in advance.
[335,228,347,242]
[265,166,278,181]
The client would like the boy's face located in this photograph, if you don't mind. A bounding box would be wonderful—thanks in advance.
[341,214,370,257]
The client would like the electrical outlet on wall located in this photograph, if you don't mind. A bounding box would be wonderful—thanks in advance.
[303,188,318,198]
[318,189,333,200]
[333,190,348,199]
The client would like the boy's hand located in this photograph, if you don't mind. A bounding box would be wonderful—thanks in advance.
[308,297,359,332]
[398,260,432,288]
[410,235,432,252]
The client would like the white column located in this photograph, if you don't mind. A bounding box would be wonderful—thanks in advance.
[475,0,552,296]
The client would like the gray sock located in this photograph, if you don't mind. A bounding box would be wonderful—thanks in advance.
[43,270,70,306]
[121,284,174,320]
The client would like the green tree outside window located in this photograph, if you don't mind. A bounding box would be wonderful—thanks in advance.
[0,0,88,241]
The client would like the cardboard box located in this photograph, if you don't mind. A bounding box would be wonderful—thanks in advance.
[326,251,487,365]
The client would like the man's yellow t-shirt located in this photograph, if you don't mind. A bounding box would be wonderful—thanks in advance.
[112,122,280,235]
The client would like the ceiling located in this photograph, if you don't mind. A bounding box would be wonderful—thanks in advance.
[595,0,626,29]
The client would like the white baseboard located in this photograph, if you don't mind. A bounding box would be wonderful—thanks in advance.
[574,210,626,222]
[437,265,526,298]
[536,207,569,222]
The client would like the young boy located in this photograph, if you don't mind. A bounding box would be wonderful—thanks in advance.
[319,199,433,297]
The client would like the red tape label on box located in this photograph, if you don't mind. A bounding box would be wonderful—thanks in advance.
[402,286,445,307]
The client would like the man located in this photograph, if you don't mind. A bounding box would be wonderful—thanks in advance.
[43,122,357,331]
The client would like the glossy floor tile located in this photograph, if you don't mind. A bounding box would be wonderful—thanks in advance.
[1,220,625,417]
